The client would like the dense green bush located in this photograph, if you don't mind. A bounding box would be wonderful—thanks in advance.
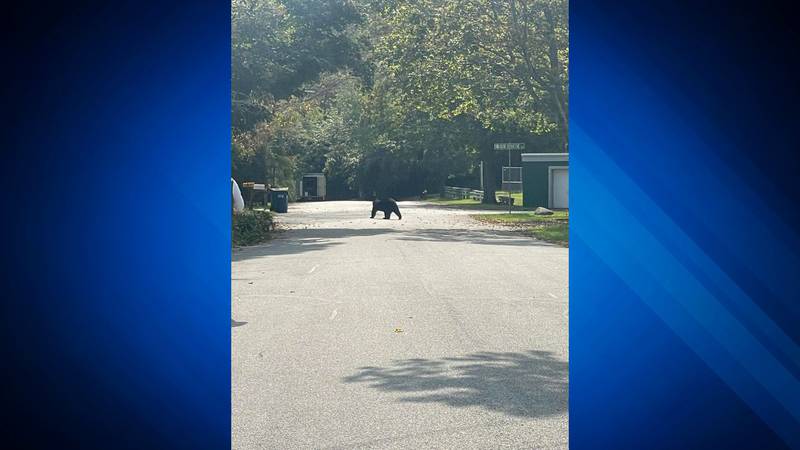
[232,210,275,246]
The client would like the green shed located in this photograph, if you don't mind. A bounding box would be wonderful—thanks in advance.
[521,153,569,209]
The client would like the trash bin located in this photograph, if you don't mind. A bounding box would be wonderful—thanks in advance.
[269,188,289,213]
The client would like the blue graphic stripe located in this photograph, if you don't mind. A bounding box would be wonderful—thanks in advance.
[573,124,800,447]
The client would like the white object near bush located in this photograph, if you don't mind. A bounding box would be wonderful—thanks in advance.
[232,178,245,212]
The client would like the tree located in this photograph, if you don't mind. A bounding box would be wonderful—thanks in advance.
[232,0,365,132]
[369,0,568,202]
[231,0,568,203]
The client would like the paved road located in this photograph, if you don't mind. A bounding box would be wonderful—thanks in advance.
[232,201,568,449]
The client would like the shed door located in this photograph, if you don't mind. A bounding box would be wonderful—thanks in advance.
[551,168,569,209]
[302,177,317,197]
[316,176,326,198]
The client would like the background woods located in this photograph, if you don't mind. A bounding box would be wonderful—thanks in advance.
[232,0,568,202]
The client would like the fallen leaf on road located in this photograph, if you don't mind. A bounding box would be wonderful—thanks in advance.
[394,328,403,333]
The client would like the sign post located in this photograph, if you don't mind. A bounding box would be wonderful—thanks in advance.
[480,161,484,191]
[501,166,523,214]
[494,143,525,212]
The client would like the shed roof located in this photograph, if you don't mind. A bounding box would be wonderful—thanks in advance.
[521,153,569,162]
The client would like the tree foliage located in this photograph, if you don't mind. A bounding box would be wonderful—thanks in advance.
[232,0,365,130]
[232,0,568,202]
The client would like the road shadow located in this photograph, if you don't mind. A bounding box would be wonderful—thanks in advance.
[396,228,557,247]
[231,319,247,327]
[232,228,397,261]
[343,350,568,418]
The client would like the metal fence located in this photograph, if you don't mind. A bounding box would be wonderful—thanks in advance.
[443,186,484,201]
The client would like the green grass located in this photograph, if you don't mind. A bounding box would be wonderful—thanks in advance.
[426,192,531,211]
[427,197,484,206]
[526,223,569,244]
[471,211,568,223]
[472,211,569,246]
[494,191,523,205]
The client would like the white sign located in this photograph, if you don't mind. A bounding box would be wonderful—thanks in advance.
[502,166,522,183]
[501,166,523,193]
[494,143,525,150]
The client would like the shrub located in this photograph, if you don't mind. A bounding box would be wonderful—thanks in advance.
[232,210,275,246]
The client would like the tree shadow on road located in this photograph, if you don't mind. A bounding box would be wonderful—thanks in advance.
[343,350,568,418]
[396,229,557,247]
[232,228,397,261]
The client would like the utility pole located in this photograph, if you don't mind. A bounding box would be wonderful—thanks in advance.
[507,149,512,214]
[480,161,484,191]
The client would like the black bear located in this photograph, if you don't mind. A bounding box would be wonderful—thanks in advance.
[371,198,402,220]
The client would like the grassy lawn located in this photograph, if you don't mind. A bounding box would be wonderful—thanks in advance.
[426,197,485,206]
[495,190,523,205]
[472,211,569,246]
[526,222,569,244]
[426,192,531,211]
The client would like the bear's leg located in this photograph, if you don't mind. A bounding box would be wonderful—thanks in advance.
[371,207,377,218]
[394,207,402,220]
[383,210,390,219]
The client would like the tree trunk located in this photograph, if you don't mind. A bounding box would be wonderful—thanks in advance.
[543,4,569,153]
[481,145,497,204]
[554,89,568,153]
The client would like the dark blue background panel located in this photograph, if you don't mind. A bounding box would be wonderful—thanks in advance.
[1,1,229,448]
[572,1,800,448]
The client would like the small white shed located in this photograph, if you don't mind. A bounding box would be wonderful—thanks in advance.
[298,173,326,201]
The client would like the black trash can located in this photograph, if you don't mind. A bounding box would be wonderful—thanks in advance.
[269,188,289,213]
